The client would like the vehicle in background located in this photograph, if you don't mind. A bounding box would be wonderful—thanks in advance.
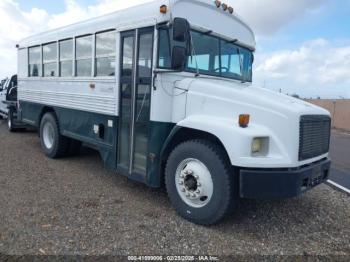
[0,78,7,89]
[3,75,26,132]
[15,0,331,225]
[0,74,25,131]
[0,77,11,119]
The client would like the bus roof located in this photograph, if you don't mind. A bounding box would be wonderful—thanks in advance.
[18,0,255,50]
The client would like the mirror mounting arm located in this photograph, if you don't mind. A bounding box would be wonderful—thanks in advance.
[152,69,183,91]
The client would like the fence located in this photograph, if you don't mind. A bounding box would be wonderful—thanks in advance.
[306,99,350,132]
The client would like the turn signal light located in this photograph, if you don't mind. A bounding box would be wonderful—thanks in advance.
[160,5,167,14]
[239,114,250,128]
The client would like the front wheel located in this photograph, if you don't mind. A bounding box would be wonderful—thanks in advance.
[165,140,238,225]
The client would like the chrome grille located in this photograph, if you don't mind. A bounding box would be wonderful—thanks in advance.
[299,115,331,161]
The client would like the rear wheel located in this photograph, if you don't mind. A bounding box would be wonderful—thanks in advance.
[40,113,69,158]
[165,139,238,225]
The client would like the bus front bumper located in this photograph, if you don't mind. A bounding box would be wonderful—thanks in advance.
[239,158,331,199]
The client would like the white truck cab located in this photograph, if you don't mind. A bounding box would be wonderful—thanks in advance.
[0,77,11,118]
[16,0,331,225]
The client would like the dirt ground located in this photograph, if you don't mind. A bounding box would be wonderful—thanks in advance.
[0,120,349,257]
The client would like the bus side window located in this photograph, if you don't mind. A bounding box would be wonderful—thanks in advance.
[43,43,58,77]
[76,35,93,77]
[95,31,116,77]
[157,29,171,69]
[59,39,73,77]
[29,46,42,77]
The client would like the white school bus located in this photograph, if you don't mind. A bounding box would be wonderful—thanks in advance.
[15,0,331,225]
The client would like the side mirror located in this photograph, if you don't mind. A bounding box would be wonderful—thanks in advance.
[171,18,190,71]
[173,17,190,42]
[171,46,187,71]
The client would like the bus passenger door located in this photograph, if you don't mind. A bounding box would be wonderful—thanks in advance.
[118,27,154,179]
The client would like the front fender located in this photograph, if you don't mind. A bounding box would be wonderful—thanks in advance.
[176,115,292,168]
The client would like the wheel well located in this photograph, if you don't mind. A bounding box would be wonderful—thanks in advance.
[160,127,231,186]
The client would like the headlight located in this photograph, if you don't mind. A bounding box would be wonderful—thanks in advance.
[251,137,269,156]
[252,138,262,153]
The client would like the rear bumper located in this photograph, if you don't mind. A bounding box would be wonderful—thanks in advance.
[239,158,331,199]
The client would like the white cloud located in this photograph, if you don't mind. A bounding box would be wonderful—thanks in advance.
[0,0,50,78]
[0,0,152,79]
[47,0,89,29]
[231,0,326,36]
[0,0,348,98]
[254,39,350,98]
[48,0,153,29]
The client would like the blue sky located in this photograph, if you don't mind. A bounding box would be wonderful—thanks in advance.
[235,0,350,98]
[17,0,66,13]
[16,0,91,13]
[14,0,350,48]
[259,0,350,52]
[1,0,349,98]
[17,0,350,44]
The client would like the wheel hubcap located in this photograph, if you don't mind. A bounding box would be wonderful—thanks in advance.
[175,158,214,208]
[184,175,198,191]
[43,122,55,149]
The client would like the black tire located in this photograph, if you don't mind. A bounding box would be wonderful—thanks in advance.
[39,113,69,159]
[8,108,17,132]
[165,139,238,225]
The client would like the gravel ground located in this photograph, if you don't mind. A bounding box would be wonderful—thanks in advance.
[0,119,349,257]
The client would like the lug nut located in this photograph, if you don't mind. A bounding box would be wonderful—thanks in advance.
[197,182,201,187]
[195,175,199,179]
[196,190,200,194]
[191,193,196,198]
[186,170,193,175]
[179,181,184,185]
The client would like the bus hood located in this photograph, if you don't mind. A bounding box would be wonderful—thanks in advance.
[180,78,330,119]
[178,77,331,167]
